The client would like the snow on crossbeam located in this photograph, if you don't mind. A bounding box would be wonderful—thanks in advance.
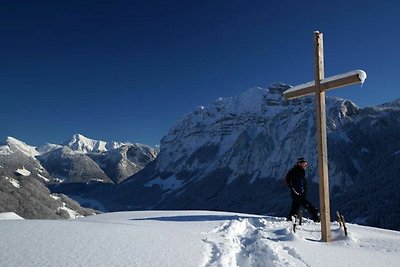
[283,70,367,100]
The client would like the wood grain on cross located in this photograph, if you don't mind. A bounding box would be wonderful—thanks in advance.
[283,31,367,242]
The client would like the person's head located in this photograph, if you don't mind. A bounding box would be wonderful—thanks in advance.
[297,157,307,169]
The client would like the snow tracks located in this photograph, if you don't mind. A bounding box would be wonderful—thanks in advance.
[203,217,310,267]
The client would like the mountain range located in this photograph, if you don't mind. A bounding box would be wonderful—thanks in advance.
[0,134,158,217]
[1,84,399,231]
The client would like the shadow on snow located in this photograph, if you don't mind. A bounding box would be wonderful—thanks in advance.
[130,215,252,222]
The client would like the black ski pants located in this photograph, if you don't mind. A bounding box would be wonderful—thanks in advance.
[288,193,320,222]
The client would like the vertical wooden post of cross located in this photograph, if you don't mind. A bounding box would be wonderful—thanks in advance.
[283,31,367,242]
[314,31,331,242]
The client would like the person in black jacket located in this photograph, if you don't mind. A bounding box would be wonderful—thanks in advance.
[286,157,320,222]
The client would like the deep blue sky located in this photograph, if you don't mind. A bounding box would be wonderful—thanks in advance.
[1,0,399,147]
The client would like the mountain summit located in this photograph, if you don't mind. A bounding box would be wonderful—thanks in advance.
[64,134,125,154]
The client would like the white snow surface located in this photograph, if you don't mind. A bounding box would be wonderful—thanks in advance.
[5,176,21,188]
[1,210,399,267]
[37,173,50,182]
[15,167,31,176]
[0,212,24,220]
[324,69,367,84]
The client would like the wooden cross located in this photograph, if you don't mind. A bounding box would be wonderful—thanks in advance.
[283,31,367,242]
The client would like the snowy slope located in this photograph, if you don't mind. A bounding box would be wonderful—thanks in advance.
[1,210,399,267]
[5,137,39,157]
[0,212,24,220]
[0,137,52,183]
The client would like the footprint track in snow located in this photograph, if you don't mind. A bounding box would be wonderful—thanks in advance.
[203,217,309,267]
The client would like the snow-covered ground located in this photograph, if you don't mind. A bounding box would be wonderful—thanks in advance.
[0,212,24,220]
[1,210,399,267]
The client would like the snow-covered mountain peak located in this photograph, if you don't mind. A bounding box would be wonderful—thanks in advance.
[5,137,39,157]
[64,134,125,154]
[208,84,290,116]
[158,84,302,173]
[65,134,104,153]
[167,84,294,135]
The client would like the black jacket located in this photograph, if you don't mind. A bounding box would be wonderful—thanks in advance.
[286,165,307,197]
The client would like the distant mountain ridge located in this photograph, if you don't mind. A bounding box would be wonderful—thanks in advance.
[0,136,96,219]
[14,133,159,184]
[0,134,158,218]
[64,134,126,154]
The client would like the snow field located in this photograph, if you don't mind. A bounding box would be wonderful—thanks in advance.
[1,210,399,267]
[0,212,24,220]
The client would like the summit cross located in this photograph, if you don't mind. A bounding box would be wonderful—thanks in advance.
[283,31,367,242]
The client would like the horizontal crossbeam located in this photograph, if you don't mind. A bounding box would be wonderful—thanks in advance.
[283,70,367,100]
